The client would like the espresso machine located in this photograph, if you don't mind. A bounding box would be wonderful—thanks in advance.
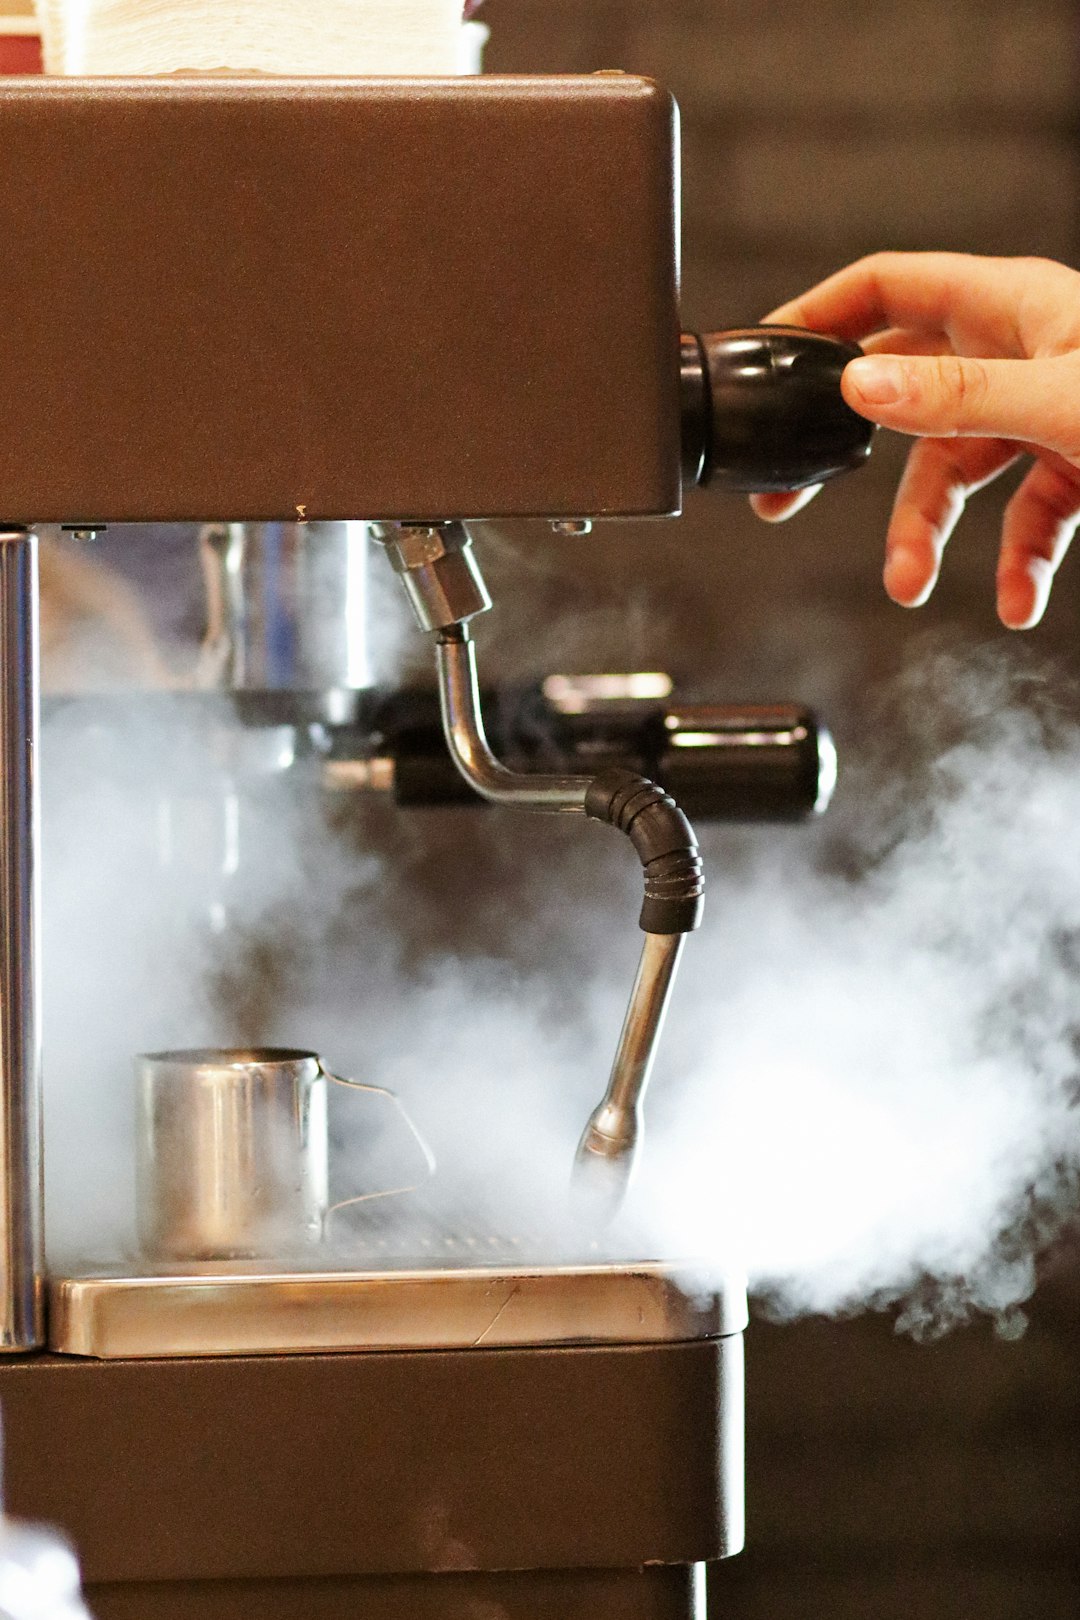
[0,74,871,1618]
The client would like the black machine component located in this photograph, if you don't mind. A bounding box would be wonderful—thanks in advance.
[681,326,874,492]
[326,684,834,824]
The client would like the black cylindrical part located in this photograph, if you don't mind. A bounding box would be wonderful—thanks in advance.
[335,693,835,821]
[657,705,834,822]
[683,325,874,493]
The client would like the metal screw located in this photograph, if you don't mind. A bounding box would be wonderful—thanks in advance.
[550,519,593,537]
[61,525,106,542]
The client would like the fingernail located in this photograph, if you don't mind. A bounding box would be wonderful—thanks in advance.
[846,357,906,406]
[750,486,821,523]
[999,561,1052,631]
[883,545,932,607]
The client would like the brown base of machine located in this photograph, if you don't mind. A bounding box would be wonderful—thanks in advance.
[88,1566,706,1620]
[0,1339,742,1604]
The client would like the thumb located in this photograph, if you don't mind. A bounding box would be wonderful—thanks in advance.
[842,353,1080,459]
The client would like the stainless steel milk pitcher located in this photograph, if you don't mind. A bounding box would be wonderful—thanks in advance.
[136,1048,434,1262]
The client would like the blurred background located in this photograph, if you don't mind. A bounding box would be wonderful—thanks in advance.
[485,5,1080,1620]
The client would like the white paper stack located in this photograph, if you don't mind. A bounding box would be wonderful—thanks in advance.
[34,0,486,76]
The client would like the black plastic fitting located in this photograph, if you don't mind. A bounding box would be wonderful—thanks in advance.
[681,325,874,493]
[585,768,705,936]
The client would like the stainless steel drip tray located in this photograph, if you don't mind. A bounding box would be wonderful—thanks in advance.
[48,1260,747,1360]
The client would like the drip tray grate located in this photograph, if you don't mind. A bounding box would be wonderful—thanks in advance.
[48,1260,747,1360]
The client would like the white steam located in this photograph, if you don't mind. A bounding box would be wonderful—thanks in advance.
[642,648,1080,1337]
[39,634,1080,1337]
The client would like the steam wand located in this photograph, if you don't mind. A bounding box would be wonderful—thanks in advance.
[374,523,704,1219]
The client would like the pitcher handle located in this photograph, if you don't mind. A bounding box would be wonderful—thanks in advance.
[319,1068,436,1222]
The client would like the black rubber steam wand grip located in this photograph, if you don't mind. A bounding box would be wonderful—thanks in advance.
[436,626,705,939]
[584,768,705,937]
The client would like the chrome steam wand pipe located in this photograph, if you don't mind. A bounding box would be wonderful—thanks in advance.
[434,623,702,1220]
[375,522,590,811]
[573,931,685,1218]
[0,529,43,1349]
[436,625,590,813]
[377,522,703,1219]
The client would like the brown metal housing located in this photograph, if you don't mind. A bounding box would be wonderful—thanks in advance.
[0,1342,743,1580]
[0,76,681,524]
[87,1568,702,1619]
[0,1339,741,1615]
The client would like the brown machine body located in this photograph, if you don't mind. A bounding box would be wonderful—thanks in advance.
[0,75,681,524]
[89,1570,700,1619]
[0,71,743,1620]
[0,1338,742,1618]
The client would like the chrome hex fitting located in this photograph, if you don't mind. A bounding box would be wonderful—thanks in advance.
[372,522,492,634]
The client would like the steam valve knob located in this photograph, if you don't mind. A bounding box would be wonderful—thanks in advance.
[682,326,874,493]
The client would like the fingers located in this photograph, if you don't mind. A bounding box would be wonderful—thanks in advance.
[765,251,1074,355]
[841,352,1080,460]
[747,330,948,527]
[883,438,1021,607]
[749,486,823,524]
[750,434,1079,628]
[753,255,1080,625]
[996,454,1080,629]
[860,327,952,358]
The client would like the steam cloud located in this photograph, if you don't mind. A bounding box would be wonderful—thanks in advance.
[40,618,1080,1337]
[639,646,1080,1337]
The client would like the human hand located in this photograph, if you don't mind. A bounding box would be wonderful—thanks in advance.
[751,253,1080,629]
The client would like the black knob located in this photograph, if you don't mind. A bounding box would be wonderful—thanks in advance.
[682,326,874,494]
